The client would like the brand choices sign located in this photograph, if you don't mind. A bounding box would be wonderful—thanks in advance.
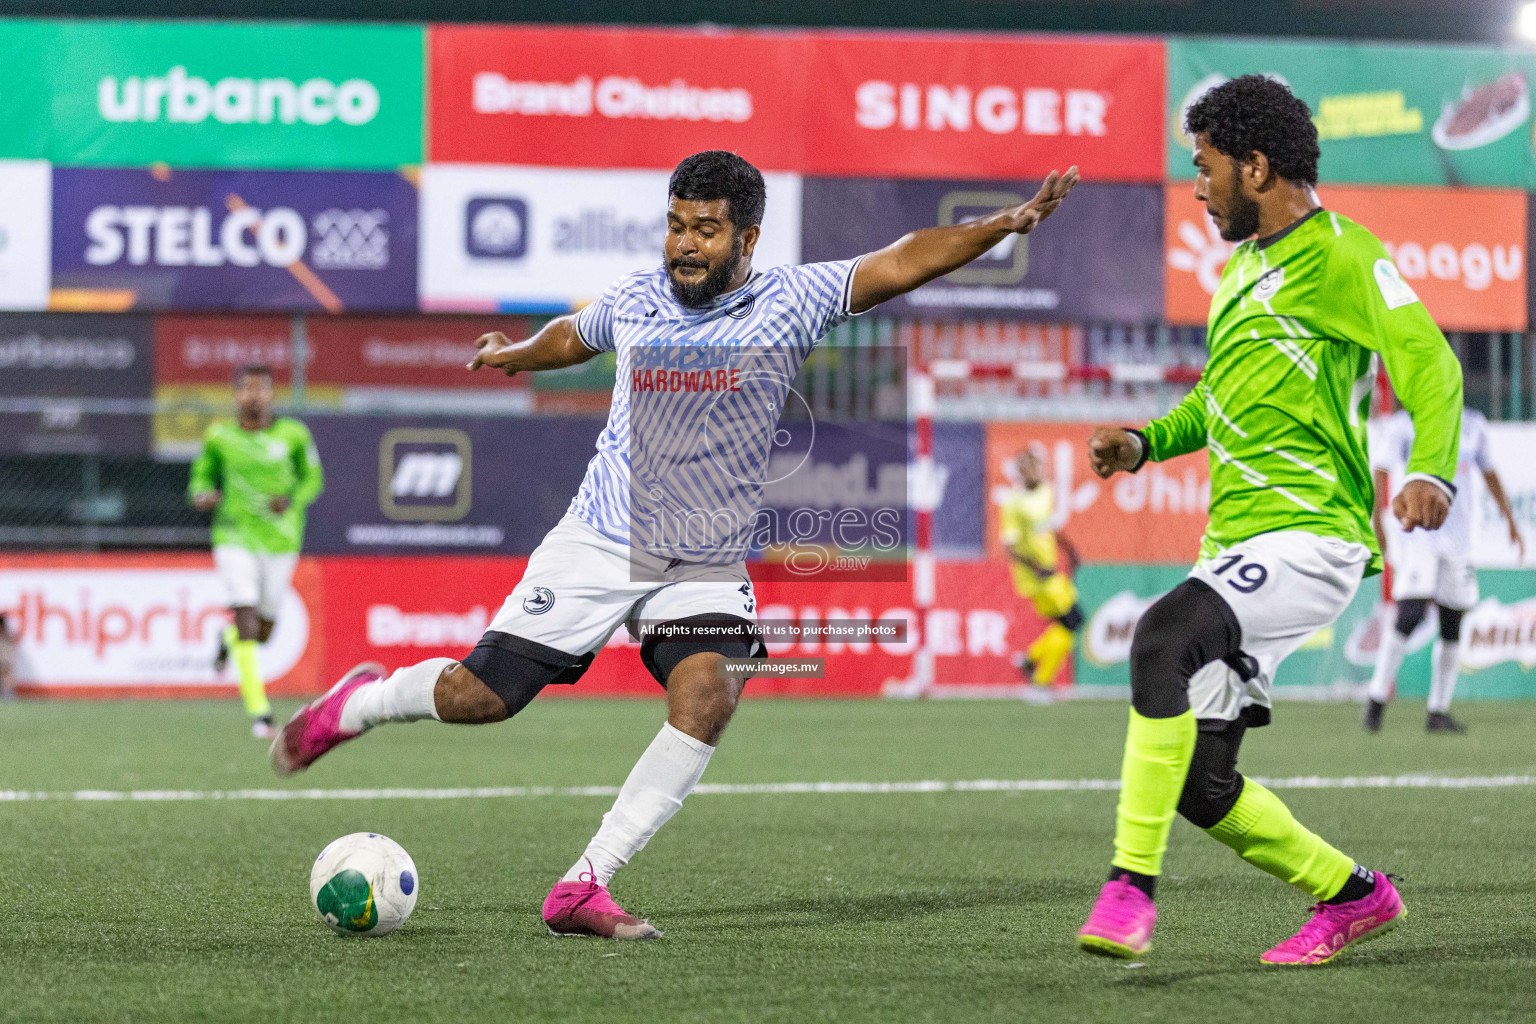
[804,179,1161,321]
[306,316,536,390]
[0,20,422,168]
[419,165,801,312]
[52,168,418,312]
[1164,183,1527,329]
[429,25,803,170]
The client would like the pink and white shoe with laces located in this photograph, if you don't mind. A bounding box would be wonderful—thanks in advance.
[542,880,661,940]
[269,661,386,776]
[1076,874,1156,958]
[1261,871,1405,965]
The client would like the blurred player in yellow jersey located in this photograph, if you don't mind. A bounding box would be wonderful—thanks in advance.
[1000,445,1084,686]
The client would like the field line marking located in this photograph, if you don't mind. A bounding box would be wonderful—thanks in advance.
[0,774,1532,803]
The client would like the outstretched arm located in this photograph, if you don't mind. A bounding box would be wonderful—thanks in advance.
[847,168,1078,314]
[1482,468,1526,562]
[467,315,598,376]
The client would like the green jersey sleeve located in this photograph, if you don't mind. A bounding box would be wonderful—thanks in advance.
[1322,231,1462,484]
[187,425,222,500]
[287,421,324,509]
[1142,380,1209,462]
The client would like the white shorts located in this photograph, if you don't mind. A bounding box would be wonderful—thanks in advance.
[1390,535,1478,610]
[1185,531,1370,723]
[213,545,298,621]
[488,514,760,660]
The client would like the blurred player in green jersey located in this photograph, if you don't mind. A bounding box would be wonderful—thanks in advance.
[1074,76,1462,966]
[189,365,323,738]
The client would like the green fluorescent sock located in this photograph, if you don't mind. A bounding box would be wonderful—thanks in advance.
[1111,708,1197,878]
[1205,778,1355,901]
[233,639,270,719]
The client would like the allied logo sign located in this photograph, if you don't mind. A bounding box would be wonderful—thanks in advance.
[465,197,529,260]
[379,428,472,522]
[0,20,422,168]
[420,165,800,313]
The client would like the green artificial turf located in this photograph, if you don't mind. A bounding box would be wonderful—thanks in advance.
[2,697,1534,1023]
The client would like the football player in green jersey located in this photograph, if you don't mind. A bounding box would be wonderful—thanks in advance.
[1074,76,1462,966]
[188,365,324,738]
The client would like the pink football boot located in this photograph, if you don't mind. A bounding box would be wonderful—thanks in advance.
[1077,875,1156,958]
[270,661,386,776]
[543,879,661,940]
[1261,871,1405,965]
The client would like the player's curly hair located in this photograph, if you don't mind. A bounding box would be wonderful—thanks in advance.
[669,151,766,230]
[1185,74,1320,185]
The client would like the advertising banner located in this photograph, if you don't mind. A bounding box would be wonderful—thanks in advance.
[802,33,1164,182]
[1168,37,1536,188]
[303,415,603,556]
[1077,563,1536,699]
[0,553,323,696]
[804,179,1161,321]
[0,19,422,168]
[1164,183,1527,330]
[151,314,311,458]
[0,160,51,310]
[154,314,297,385]
[418,164,800,312]
[0,312,154,454]
[985,422,1210,564]
[52,168,418,313]
[306,315,536,390]
[428,25,804,170]
[318,555,1055,698]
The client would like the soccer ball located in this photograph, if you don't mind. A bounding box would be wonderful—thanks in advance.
[309,832,419,937]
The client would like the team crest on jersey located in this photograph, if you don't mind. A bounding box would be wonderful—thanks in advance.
[522,587,555,615]
[727,294,756,319]
[1373,258,1420,310]
[1252,266,1285,302]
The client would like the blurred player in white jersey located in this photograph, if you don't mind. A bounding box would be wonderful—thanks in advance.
[1364,404,1524,732]
[272,150,1079,938]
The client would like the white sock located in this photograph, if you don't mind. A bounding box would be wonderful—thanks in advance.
[562,723,715,886]
[338,658,450,733]
[1428,640,1461,714]
[1367,626,1408,704]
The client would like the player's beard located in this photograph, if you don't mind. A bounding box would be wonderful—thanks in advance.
[1217,176,1262,242]
[666,232,745,308]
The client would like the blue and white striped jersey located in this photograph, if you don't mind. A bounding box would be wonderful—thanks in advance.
[570,259,861,562]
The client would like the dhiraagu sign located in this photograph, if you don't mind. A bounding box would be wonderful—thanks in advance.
[0,20,422,168]
[1168,37,1536,188]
